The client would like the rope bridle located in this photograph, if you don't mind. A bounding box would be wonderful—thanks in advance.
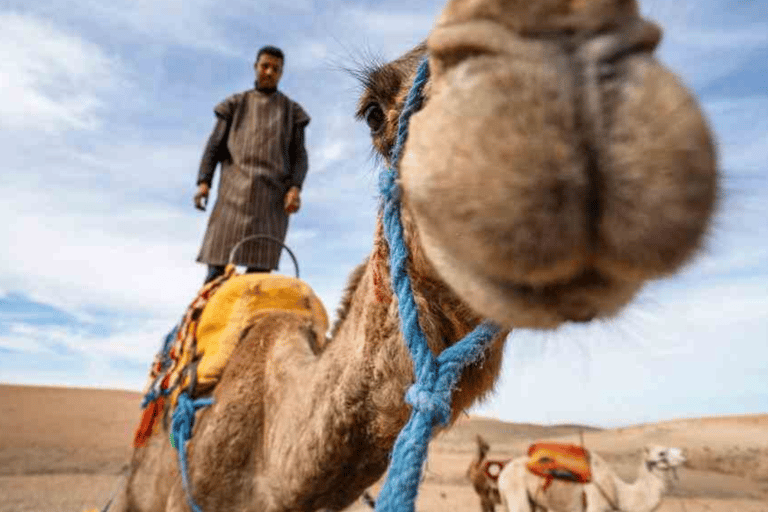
[374,56,502,512]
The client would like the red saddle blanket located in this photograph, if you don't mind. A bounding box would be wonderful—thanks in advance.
[526,443,592,490]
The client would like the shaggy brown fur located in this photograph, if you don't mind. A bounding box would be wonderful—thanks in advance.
[112,1,718,510]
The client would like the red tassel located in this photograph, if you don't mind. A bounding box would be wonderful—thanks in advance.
[133,396,165,448]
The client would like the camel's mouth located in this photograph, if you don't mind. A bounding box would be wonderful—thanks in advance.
[497,268,611,323]
[470,263,645,328]
[410,221,643,329]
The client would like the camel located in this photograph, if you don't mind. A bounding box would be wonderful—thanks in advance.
[111,0,718,510]
[467,435,503,512]
[497,445,687,512]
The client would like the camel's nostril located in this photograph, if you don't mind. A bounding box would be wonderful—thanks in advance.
[577,17,662,66]
[427,20,523,71]
[432,46,495,72]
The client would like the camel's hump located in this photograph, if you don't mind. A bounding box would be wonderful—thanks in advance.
[195,273,329,389]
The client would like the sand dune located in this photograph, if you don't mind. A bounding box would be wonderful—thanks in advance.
[0,384,765,511]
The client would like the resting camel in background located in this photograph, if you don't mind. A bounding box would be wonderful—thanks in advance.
[468,435,503,512]
[498,446,687,512]
[111,0,718,510]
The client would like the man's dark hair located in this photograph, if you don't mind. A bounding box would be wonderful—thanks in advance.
[256,45,284,63]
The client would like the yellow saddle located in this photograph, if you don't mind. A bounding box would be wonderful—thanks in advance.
[194,272,329,392]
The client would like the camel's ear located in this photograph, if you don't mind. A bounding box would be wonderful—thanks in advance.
[477,435,490,453]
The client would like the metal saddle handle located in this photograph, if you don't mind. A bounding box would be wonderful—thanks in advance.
[227,234,300,279]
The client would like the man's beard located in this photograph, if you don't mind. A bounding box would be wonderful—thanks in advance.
[255,79,277,93]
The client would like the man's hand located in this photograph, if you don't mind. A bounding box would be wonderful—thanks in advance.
[284,186,301,214]
[194,183,210,211]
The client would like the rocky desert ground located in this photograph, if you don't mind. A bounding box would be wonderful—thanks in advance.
[0,384,765,512]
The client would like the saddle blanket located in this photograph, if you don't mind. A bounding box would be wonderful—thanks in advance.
[133,265,328,448]
[526,442,592,489]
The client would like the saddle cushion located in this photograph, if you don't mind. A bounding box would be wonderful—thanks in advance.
[526,442,592,486]
[194,273,329,391]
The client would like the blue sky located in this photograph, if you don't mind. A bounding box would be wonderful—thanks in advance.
[0,0,766,428]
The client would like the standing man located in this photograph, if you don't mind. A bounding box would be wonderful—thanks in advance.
[194,45,310,284]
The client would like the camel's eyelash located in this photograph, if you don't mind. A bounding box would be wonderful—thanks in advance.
[359,67,404,111]
[355,98,376,120]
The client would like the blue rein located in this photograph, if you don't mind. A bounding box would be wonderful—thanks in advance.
[375,57,501,512]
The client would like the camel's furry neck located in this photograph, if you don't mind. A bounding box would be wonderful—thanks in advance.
[609,458,669,511]
[329,213,506,428]
[245,213,505,510]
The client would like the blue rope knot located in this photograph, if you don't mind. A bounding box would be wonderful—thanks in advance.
[405,384,451,427]
[170,393,194,448]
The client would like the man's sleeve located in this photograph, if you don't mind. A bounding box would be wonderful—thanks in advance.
[196,116,230,187]
[213,93,241,122]
[288,103,311,190]
[196,94,241,186]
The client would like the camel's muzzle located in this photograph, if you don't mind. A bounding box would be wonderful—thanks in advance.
[400,7,718,328]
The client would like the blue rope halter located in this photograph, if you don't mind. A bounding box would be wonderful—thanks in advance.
[375,57,501,512]
[171,391,214,512]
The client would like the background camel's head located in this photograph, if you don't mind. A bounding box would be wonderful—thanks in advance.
[358,0,718,329]
[644,445,687,470]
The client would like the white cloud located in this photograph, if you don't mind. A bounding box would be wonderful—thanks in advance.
[0,133,376,336]
[0,148,205,319]
[0,321,167,391]
[314,140,350,171]
[71,141,203,191]
[0,324,61,355]
[0,213,204,320]
[0,13,122,132]
[6,0,316,58]
[286,39,333,71]
[75,0,237,54]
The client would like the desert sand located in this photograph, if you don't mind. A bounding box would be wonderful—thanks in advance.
[0,384,765,512]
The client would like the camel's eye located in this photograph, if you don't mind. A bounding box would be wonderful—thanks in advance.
[363,103,385,135]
